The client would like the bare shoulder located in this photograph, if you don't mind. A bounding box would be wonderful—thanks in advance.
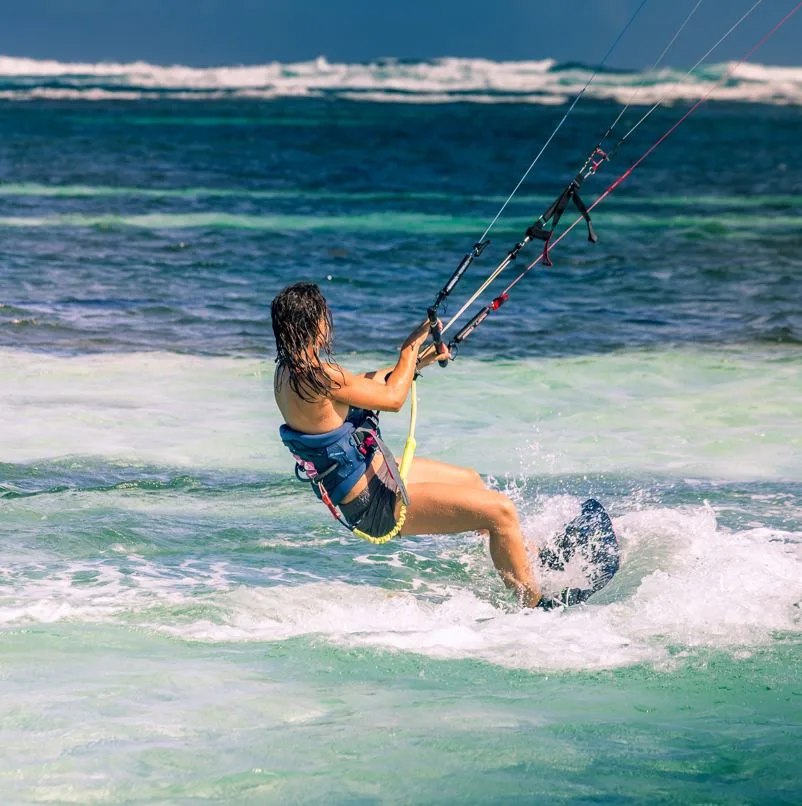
[323,360,351,386]
[276,371,348,433]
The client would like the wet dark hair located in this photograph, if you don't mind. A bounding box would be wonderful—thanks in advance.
[271,282,341,402]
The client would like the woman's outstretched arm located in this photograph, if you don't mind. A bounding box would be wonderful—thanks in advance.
[329,320,430,412]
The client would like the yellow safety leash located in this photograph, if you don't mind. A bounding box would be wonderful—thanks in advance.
[352,380,417,545]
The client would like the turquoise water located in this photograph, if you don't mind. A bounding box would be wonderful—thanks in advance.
[1,57,802,802]
[3,348,802,802]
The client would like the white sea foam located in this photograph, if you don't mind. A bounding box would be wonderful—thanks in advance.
[0,55,800,105]
[2,346,800,674]
[1,502,799,671]
[0,350,284,470]
[2,348,802,479]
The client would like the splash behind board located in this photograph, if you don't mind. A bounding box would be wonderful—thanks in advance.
[537,498,620,610]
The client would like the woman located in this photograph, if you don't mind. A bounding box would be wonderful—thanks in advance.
[272,282,541,607]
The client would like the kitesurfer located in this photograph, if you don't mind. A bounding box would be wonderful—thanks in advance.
[272,281,541,607]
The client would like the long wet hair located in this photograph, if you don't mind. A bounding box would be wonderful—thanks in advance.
[271,282,342,402]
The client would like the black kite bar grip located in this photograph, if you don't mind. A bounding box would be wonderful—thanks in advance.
[450,306,489,348]
[427,306,449,367]
[433,240,490,308]
[450,293,509,348]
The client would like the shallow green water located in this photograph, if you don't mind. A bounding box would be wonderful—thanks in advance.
[2,348,801,802]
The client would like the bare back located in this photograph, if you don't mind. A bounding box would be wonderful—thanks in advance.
[274,363,350,434]
[275,361,383,504]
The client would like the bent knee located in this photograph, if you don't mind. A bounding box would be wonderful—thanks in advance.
[491,493,519,527]
[466,468,484,488]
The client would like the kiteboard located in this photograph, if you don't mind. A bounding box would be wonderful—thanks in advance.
[536,498,620,610]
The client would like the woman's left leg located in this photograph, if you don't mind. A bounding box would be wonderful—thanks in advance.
[400,481,540,607]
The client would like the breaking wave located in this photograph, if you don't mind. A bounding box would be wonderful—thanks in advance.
[0,55,800,105]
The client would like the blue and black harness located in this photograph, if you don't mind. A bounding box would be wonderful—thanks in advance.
[279,407,410,542]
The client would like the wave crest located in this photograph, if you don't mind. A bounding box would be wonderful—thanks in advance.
[0,55,799,105]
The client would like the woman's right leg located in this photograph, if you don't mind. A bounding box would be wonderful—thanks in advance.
[401,482,540,607]
[404,457,485,490]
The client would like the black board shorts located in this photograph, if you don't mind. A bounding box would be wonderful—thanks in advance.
[340,459,399,539]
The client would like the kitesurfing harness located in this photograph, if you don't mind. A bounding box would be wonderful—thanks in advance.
[279,382,419,545]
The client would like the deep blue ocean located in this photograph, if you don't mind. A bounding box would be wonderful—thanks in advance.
[1,54,801,804]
